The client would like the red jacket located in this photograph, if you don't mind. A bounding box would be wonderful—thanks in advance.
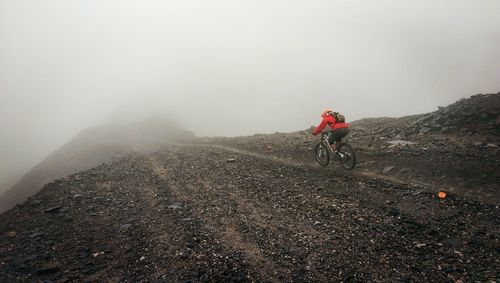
[313,115,349,135]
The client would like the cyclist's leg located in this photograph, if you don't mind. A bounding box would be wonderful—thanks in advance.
[333,128,349,140]
[330,128,349,150]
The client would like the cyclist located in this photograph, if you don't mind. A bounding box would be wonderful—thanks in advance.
[312,109,350,151]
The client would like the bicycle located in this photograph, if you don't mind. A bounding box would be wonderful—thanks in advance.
[315,132,356,170]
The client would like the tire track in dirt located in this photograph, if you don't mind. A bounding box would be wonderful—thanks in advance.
[105,157,241,281]
[161,143,453,227]
[145,155,214,280]
[161,141,440,194]
[191,177,332,281]
[145,136,491,203]
[103,159,192,281]
[149,148,380,281]
[144,143,498,281]
[194,176,327,238]
[187,143,485,202]
[151,146,415,281]
[149,153,283,281]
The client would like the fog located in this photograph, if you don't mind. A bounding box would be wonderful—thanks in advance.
[1,0,499,192]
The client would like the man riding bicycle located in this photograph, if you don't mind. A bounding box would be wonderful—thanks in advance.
[312,109,350,151]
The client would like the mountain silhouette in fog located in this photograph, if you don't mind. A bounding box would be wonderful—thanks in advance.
[0,118,194,213]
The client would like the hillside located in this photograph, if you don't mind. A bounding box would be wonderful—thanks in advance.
[0,94,498,282]
[213,93,500,202]
[351,92,500,137]
[0,118,194,213]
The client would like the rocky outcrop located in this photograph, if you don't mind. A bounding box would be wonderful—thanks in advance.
[350,93,500,141]
[405,93,500,135]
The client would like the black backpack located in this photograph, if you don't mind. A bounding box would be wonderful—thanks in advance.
[332,112,346,123]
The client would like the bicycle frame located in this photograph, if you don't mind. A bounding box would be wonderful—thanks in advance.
[320,132,348,159]
[320,132,336,153]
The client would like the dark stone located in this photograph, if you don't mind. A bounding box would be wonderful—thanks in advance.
[36,261,61,274]
[387,207,400,216]
[28,232,45,239]
[45,206,62,213]
[12,255,38,266]
[442,237,461,247]
[1,256,14,262]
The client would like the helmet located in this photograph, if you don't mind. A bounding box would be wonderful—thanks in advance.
[321,108,333,117]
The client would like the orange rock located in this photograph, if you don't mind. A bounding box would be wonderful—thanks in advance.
[438,191,447,199]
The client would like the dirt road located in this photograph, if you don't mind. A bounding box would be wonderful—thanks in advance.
[0,144,498,282]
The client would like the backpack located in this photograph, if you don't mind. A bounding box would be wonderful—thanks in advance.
[332,112,345,123]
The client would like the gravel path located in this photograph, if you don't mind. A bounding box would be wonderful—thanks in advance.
[0,144,498,282]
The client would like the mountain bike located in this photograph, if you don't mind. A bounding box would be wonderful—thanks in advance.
[315,132,356,170]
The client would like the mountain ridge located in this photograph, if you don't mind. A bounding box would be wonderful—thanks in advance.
[0,118,194,213]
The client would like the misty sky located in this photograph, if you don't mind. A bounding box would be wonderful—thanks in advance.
[1,0,500,186]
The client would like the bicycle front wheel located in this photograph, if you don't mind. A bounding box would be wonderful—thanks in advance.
[315,143,330,167]
[338,143,356,170]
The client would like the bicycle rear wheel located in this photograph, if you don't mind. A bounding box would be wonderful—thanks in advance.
[338,143,356,170]
[315,143,330,167]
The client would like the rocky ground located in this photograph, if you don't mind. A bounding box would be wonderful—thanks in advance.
[0,94,499,282]
[212,93,500,204]
[209,128,499,205]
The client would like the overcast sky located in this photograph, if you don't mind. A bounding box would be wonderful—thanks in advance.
[1,0,499,184]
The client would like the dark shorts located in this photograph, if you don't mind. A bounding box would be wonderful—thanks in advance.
[327,128,349,144]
